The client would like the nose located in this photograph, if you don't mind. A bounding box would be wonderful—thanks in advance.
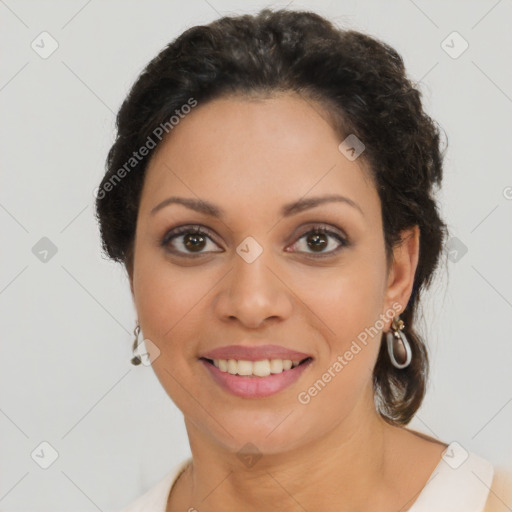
[213,247,293,329]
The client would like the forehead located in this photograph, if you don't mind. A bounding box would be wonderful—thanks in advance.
[139,93,380,223]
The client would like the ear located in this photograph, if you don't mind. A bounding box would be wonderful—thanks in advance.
[383,225,420,326]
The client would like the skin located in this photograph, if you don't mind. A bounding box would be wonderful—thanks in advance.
[128,92,447,511]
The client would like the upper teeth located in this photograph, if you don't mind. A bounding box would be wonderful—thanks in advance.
[212,358,303,377]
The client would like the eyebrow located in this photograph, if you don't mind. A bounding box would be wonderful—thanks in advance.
[150,194,364,218]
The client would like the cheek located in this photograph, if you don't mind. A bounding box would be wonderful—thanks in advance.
[294,257,387,344]
[132,258,210,410]
[133,261,206,352]
[294,274,384,421]
[133,244,198,355]
[290,254,386,405]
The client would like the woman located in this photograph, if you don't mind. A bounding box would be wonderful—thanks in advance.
[95,8,511,511]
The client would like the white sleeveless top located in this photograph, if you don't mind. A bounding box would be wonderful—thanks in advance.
[119,442,494,511]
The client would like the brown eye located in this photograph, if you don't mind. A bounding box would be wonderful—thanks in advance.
[161,226,222,256]
[183,232,207,252]
[305,232,329,252]
[288,225,348,258]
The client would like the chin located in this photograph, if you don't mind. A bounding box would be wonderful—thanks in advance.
[201,412,313,458]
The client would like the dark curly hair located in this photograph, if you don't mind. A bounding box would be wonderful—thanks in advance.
[95,8,449,426]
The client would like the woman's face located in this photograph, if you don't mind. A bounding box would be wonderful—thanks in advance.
[130,93,418,455]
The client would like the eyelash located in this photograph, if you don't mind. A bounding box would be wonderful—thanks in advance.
[160,224,348,259]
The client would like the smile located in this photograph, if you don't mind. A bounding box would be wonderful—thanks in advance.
[204,357,311,376]
[200,357,313,398]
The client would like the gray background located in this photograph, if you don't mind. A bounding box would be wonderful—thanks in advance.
[1,0,511,510]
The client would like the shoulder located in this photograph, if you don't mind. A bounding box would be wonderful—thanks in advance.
[483,467,512,512]
[118,458,192,512]
[408,441,495,511]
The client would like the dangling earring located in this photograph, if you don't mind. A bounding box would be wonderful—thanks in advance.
[130,321,142,366]
[386,315,412,369]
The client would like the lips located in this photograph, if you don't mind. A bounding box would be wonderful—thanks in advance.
[199,344,313,362]
[200,356,313,398]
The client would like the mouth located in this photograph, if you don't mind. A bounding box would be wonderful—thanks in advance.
[199,356,313,398]
[199,356,313,377]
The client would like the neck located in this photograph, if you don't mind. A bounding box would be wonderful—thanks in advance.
[175,390,405,511]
